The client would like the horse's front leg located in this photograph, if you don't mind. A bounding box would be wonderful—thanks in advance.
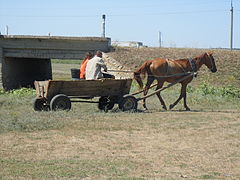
[142,76,155,110]
[169,83,189,110]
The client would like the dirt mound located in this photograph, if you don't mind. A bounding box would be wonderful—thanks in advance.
[102,53,133,79]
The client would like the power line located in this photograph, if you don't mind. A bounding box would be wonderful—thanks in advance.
[0,9,228,18]
[0,1,231,10]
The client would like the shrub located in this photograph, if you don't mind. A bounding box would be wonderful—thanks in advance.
[199,82,216,96]
[0,89,5,95]
[197,82,240,98]
[219,86,240,98]
[0,88,36,97]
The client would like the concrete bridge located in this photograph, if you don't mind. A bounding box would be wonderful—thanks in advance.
[0,35,111,90]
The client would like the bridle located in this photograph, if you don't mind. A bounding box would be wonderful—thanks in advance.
[206,53,215,71]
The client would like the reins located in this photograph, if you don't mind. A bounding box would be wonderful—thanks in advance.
[108,69,197,78]
[108,70,133,73]
[144,71,196,78]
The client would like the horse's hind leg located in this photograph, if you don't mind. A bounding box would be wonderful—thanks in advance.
[156,80,167,110]
[183,85,190,111]
[143,76,155,110]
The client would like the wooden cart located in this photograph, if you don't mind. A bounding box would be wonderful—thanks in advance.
[33,78,137,112]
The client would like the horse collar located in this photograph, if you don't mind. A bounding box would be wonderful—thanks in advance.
[188,58,197,72]
[188,58,198,77]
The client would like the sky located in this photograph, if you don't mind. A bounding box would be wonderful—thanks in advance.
[0,0,240,48]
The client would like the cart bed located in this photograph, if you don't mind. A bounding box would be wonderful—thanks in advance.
[35,79,132,100]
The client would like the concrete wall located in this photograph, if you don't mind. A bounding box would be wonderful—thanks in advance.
[0,35,111,90]
[0,48,2,88]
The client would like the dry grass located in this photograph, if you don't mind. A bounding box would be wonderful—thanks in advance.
[1,47,240,179]
[1,109,240,179]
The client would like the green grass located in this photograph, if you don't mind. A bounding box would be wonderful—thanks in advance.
[51,59,82,64]
[0,83,239,133]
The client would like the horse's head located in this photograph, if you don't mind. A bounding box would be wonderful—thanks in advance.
[203,52,217,73]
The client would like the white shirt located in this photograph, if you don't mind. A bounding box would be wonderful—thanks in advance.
[85,55,107,80]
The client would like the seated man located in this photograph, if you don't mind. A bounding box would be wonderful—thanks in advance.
[85,51,114,80]
[80,52,93,79]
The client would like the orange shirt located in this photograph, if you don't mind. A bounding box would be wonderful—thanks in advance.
[80,59,90,79]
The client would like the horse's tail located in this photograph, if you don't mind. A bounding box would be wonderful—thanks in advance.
[133,60,152,89]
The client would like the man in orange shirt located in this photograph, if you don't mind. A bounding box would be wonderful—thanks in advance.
[80,52,93,79]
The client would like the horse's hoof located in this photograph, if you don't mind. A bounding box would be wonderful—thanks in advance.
[185,107,191,111]
[143,105,148,110]
[163,106,167,110]
[169,104,174,109]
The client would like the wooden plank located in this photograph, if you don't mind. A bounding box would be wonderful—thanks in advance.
[123,79,132,94]
[58,81,129,96]
[34,81,40,97]
[59,88,120,97]
[38,79,132,100]
[34,80,50,98]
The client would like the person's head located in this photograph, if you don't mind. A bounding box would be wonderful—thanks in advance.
[96,50,102,58]
[85,52,93,59]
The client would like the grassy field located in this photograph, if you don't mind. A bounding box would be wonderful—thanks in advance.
[0,47,240,179]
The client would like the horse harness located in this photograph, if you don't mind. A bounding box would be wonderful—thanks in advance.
[188,58,196,72]
[188,58,198,77]
[164,58,197,78]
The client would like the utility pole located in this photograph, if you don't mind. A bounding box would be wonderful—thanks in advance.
[102,14,106,38]
[230,0,233,50]
[158,31,162,48]
[6,25,9,35]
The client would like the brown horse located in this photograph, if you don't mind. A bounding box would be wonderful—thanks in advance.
[134,52,217,111]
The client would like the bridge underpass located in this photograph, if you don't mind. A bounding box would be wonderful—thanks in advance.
[0,35,111,90]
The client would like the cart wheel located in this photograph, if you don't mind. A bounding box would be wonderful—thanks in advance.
[50,94,71,111]
[98,96,115,112]
[119,95,138,112]
[33,98,48,111]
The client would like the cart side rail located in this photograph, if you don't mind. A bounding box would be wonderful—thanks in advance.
[35,79,132,100]
[47,79,132,98]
